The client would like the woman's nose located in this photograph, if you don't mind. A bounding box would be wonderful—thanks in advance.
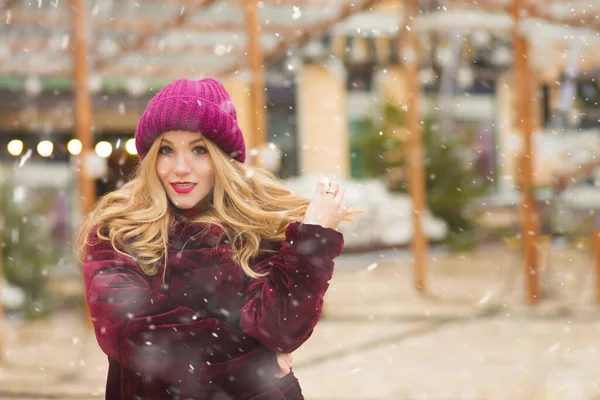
[174,154,192,174]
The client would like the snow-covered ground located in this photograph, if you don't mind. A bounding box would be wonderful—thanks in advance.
[2,244,599,400]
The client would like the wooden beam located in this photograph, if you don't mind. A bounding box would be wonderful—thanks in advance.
[444,0,507,13]
[102,63,229,79]
[222,0,386,76]
[5,0,387,79]
[7,9,303,35]
[5,37,244,58]
[94,0,219,73]
[265,0,386,64]
[525,3,600,31]
[0,60,231,79]
[1,65,69,77]
[138,0,348,5]
[244,0,268,152]
[552,158,600,194]
[263,0,355,3]
[402,0,428,294]
[513,0,539,305]
[445,0,600,31]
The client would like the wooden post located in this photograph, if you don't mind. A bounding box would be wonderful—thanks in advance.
[512,0,539,304]
[244,0,268,154]
[402,0,428,293]
[71,0,95,326]
[71,0,95,215]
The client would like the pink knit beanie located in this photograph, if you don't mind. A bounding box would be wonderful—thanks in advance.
[135,78,246,163]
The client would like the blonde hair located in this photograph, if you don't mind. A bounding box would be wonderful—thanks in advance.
[77,135,325,279]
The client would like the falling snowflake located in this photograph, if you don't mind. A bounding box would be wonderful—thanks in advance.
[292,6,301,20]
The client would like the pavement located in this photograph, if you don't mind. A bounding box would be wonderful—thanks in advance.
[1,243,600,399]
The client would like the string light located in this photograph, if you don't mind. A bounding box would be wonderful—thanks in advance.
[67,139,82,155]
[37,140,53,157]
[95,141,113,158]
[7,140,24,156]
[125,138,137,155]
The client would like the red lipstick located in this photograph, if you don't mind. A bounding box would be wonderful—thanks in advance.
[170,182,197,194]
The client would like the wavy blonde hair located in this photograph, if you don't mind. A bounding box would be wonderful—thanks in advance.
[77,134,329,279]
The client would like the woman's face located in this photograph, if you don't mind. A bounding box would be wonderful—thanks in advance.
[155,130,216,210]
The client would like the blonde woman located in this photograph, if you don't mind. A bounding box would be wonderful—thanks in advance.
[79,78,350,400]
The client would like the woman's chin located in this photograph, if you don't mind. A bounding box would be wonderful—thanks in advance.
[170,199,198,210]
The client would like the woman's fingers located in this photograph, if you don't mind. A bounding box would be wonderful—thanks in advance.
[329,181,340,194]
[315,174,328,196]
[275,352,293,378]
[303,175,349,229]
[335,186,345,203]
[281,353,292,367]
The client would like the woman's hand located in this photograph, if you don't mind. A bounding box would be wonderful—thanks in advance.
[302,174,348,230]
[275,352,293,378]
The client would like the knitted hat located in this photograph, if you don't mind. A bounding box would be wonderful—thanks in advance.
[135,78,246,163]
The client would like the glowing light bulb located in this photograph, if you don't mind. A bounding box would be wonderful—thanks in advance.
[7,140,23,156]
[37,140,53,157]
[95,141,113,158]
[125,138,137,155]
[67,139,82,155]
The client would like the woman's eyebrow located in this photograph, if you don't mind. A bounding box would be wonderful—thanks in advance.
[160,138,205,145]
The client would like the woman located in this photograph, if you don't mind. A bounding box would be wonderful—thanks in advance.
[79,78,351,399]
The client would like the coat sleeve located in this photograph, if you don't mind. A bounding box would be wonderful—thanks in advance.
[83,233,260,392]
[239,222,344,353]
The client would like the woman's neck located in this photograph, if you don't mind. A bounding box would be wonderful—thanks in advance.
[171,197,211,221]
[181,204,206,219]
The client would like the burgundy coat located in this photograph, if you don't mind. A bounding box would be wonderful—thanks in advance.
[83,218,343,400]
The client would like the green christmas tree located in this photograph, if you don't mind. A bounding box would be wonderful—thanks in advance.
[355,104,490,250]
[1,180,62,319]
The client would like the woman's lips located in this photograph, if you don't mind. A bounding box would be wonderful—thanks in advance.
[170,182,197,194]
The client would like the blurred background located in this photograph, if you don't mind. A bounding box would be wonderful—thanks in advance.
[2,0,600,398]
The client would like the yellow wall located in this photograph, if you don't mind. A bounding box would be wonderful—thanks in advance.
[297,64,349,178]
[497,73,553,188]
[376,0,402,11]
[223,76,253,150]
[496,73,517,189]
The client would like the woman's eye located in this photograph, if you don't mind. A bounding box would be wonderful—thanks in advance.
[193,146,207,155]
[158,146,173,155]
